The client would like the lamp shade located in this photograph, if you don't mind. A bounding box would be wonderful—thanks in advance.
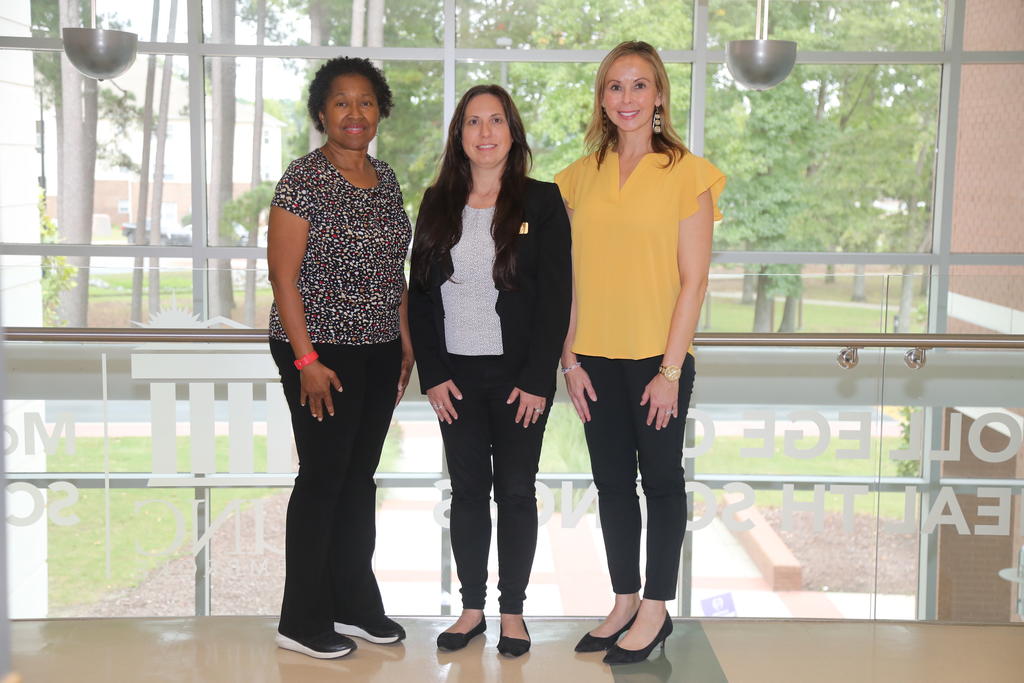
[62,27,138,80]
[725,39,797,91]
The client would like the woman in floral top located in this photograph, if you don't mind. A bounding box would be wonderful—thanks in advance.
[267,56,412,660]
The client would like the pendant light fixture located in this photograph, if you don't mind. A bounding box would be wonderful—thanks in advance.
[62,0,138,81]
[725,0,797,91]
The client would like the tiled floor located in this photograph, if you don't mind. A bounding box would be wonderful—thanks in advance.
[10,616,1024,682]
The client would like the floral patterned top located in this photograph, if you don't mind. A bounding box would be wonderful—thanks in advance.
[269,149,412,345]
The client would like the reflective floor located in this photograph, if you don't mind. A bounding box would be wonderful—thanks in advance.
[10,616,1024,682]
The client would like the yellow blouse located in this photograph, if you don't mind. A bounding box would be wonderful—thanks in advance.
[554,150,725,360]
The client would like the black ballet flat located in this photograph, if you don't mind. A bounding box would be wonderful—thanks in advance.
[602,613,672,665]
[497,621,531,658]
[436,618,486,652]
[574,611,638,653]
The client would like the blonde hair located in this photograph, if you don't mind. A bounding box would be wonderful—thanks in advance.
[584,41,688,168]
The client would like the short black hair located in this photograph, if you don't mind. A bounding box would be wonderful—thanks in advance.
[307,57,394,132]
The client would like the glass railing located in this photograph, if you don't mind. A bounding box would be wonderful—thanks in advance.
[3,271,1022,624]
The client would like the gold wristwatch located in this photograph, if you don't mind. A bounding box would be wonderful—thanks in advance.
[658,364,682,382]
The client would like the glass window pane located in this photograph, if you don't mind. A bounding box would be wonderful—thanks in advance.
[704,265,929,334]
[456,0,693,50]
[708,0,945,51]
[706,64,941,254]
[456,61,691,182]
[0,51,192,247]
[0,258,196,328]
[203,0,444,47]
[16,1,187,42]
[203,57,440,268]
[951,65,1024,254]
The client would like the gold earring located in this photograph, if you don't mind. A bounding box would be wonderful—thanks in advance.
[653,106,663,134]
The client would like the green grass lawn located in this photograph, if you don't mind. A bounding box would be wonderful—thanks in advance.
[46,428,400,609]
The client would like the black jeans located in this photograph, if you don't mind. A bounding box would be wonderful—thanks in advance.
[270,338,401,639]
[438,354,550,614]
[577,353,696,601]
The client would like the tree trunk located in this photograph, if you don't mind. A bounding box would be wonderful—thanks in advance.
[131,0,160,324]
[824,264,835,284]
[57,0,97,327]
[366,0,383,157]
[741,271,755,305]
[752,273,774,332]
[896,264,916,333]
[307,0,328,152]
[245,0,267,327]
[148,0,179,318]
[209,0,237,320]
[851,263,866,302]
[778,294,800,332]
[351,0,366,46]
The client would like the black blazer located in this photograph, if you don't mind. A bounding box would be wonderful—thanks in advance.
[408,178,572,398]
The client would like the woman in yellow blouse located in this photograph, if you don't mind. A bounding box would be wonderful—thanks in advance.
[555,40,725,664]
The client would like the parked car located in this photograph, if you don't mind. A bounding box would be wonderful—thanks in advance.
[121,220,192,246]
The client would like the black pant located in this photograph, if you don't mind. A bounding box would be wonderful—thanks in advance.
[578,353,696,601]
[270,338,401,638]
[438,354,550,614]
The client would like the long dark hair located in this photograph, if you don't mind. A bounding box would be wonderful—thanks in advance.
[411,84,532,291]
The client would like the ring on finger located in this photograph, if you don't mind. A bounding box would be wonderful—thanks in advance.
[431,403,442,409]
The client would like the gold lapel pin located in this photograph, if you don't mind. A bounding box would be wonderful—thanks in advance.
[519,222,529,235]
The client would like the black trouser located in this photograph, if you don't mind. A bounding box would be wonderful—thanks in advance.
[438,354,550,614]
[270,338,401,639]
[577,353,696,601]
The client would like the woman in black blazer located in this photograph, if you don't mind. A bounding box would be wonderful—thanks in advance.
[408,84,571,657]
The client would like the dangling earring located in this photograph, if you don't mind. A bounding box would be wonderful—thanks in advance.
[653,106,663,134]
[602,107,611,129]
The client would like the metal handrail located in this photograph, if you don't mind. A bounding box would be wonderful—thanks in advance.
[4,327,1024,348]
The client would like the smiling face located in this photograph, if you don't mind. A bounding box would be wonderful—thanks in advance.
[461,93,512,172]
[318,74,380,151]
[600,54,663,136]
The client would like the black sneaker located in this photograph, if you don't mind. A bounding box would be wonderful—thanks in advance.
[276,630,357,659]
[335,616,407,644]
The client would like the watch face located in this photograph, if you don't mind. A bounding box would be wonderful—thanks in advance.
[661,365,681,381]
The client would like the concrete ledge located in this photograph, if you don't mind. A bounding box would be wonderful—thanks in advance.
[719,492,803,591]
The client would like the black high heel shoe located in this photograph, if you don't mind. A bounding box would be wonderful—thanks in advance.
[497,619,531,658]
[436,617,486,652]
[602,612,672,664]
[574,610,638,653]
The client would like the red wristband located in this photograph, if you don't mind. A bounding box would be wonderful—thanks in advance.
[293,351,319,370]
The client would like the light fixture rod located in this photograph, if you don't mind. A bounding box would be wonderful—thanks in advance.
[91,0,97,29]
[756,0,771,40]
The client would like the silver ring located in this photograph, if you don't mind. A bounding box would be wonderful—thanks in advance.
[534,407,543,413]
[431,404,442,409]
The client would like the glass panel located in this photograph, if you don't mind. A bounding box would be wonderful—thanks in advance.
[704,266,930,334]
[203,0,444,47]
[456,61,691,182]
[0,51,192,247]
[879,277,1024,623]
[707,0,945,51]
[456,0,693,50]
[686,338,887,618]
[0,260,196,328]
[963,0,1024,51]
[951,65,1024,254]
[203,57,441,262]
[706,64,941,253]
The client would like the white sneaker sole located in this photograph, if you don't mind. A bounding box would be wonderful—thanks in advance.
[275,633,354,659]
[334,622,402,644]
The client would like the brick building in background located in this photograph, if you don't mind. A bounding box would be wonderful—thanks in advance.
[939,0,1024,624]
